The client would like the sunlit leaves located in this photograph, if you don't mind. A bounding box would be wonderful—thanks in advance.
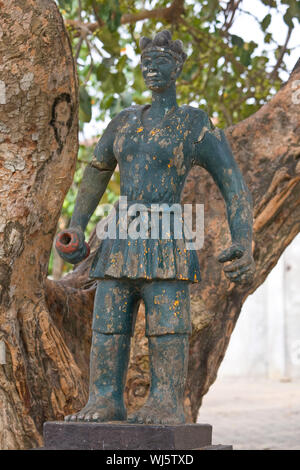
[94,0,122,32]
[58,0,298,146]
[261,13,272,31]
[96,26,122,56]
[198,0,221,22]
[281,0,300,26]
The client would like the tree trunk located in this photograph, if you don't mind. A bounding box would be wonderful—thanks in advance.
[0,0,85,449]
[0,0,299,449]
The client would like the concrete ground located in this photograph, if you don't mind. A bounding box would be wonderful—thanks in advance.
[197,376,300,450]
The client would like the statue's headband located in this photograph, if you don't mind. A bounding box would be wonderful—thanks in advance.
[141,46,184,65]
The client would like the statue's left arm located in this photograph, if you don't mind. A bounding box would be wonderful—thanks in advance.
[192,113,255,284]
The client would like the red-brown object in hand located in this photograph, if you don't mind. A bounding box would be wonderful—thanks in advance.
[55,230,90,258]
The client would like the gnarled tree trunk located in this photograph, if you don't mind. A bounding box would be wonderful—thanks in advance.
[0,0,299,449]
[0,0,85,449]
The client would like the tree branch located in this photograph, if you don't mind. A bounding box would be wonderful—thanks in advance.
[269,24,293,81]
[66,0,185,37]
[222,0,243,33]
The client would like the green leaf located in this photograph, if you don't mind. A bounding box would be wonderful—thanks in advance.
[283,4,300,27]
[240,49,252,67]
[108,10,122,33]
[288,1,300,21]
[97,27,121,56]
[101,94,115,110]
[79,86,92,122]
[96,0,122,33]
[264,32,272,44]
[261,13,272,31]
[132,65,146,93]
[231,35,244,49]
[111,72,126,93]
[101,75,115,94]
[283,10,293,27]
[96,62,110,81]
[116,55,127,72]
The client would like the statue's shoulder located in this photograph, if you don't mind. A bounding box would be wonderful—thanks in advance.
[108,105,142,129]
[180,105,210,126]
[118,104,142,119]
[180,106,213,144]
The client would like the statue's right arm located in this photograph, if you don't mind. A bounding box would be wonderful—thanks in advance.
[55,114,120,263]
[69,123,118,233]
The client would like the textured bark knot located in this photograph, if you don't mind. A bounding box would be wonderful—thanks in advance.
[50,93,74,153]
[20,73,34,92]
[0,80,6,105]
[4,222,24,259]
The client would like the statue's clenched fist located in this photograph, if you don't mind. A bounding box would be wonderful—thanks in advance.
[218,243,255,285]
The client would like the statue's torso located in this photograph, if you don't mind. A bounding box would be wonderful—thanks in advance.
[90,104,208,282]
[113,105,195,203]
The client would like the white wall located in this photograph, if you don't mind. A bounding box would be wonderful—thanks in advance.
[219,234,300,379]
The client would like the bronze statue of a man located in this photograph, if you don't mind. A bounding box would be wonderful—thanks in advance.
[56,30,255,425]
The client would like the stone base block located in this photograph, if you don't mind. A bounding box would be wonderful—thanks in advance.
[43,421,213,450]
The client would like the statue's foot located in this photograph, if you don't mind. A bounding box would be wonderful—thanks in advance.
[127,397,185,425]
[64,398,126,422]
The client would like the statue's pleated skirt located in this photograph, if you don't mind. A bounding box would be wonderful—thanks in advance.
[89,201,201,283]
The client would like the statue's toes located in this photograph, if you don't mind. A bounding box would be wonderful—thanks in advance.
[76,411,88,421]
[91,412,101,422]
[127,414,137,424]
[145,415,153,425]
[128,412,148,424]
[83,412,93,422]
[68,413,79,422]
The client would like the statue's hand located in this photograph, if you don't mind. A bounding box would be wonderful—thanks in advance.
[217,243,255,285]
[55,228,90,265]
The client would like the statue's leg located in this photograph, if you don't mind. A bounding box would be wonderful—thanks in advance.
[128,281,191,425]
[65,279,139,422]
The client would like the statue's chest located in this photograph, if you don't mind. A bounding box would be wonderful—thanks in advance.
[113,114,192,167]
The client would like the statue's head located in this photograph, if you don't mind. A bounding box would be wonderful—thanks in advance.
[139,30,187,93]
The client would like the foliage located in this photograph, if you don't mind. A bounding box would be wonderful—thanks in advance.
[49,0,300,276]
[57,0,300,125]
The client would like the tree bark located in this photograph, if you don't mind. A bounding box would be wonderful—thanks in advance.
[0,0,85,449]
[0,0,299,449]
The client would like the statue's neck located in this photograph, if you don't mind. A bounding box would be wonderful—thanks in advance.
[150,83,178,116]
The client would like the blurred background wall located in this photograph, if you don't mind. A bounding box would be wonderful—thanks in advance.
[219,233,300,380]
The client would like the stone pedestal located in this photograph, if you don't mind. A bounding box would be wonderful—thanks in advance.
[43,421,213,450]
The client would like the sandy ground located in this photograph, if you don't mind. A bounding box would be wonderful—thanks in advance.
[197,376,300,450]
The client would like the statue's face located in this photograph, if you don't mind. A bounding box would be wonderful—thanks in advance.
[141,51,180,92]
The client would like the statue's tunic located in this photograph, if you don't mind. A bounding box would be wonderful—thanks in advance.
[89,104,236,284]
